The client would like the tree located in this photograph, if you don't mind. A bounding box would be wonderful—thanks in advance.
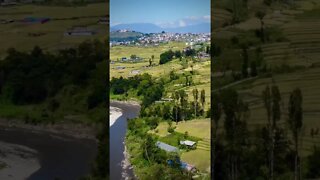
[288,88,303,180]
[178,90,188,121]
[173,91,180,124]
[250,61,257,77]
[255,10,266,43]
[221,88,249,180]
[262,85,282,180]
[212,92,222,180]
[130,54,137,60]
[150,55,154,66]
[262,86,273,179]
[200,89,206,113]
[192,89,199,118]
[242,46,249,78]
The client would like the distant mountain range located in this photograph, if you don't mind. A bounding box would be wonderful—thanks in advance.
[110,23,210,33]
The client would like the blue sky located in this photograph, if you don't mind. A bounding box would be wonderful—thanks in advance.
[110,0,210,28]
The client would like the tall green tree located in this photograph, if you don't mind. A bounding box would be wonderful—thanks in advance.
[288,88,303,180]
[192,89,199,117]
[212,92,222,180]
[255,10,266,43]
[242,46,249,78]
[200,89,206,113]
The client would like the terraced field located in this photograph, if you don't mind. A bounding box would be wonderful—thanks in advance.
[150,119,211,173]
[262,12,320,68]
[212,8,232,29]
[110,42,211,109]
[236,66,320,156]
[0,3,107,58]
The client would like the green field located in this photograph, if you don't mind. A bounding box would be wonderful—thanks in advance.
[150,119,211,173]
[110,42,211,109]
[0,3,107,58]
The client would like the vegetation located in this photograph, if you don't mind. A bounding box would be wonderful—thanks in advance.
[213,0,320,179]
[111,41,211,178]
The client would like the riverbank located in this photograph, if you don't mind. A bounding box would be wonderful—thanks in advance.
[0,118,99,140]
[110,101,140,180]
[110,106,123,127]
[0,141,40,179]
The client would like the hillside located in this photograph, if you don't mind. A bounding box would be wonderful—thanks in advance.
[213,0,320,179]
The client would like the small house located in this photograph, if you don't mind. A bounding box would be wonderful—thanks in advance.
[156,141,179,152]
[131,70,141,75]
[115,66,126,70]
[121,57,128,62]
[180,140,196,148]
[64,27,96,36]
[22,17,50,24]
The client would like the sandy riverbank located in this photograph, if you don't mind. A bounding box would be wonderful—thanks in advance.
[0,119,98,140]
[0,141,40,179]
[110,106,123,127]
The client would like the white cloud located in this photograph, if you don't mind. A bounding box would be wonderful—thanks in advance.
[179,20,186,27]
[158,15,210,28]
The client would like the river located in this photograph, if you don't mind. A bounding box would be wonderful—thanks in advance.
[110,101,140,180]
[0,125,98,180]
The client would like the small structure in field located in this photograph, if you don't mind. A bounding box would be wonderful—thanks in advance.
[131,70,141,75]
[115,66,126,70]
[0,19,14,24]
[98,17,108,24]
[22,17,50,24]
[64,26,96,36]
[156,141,179,152]
[167,159,196,172]
[180,140,196,148]
[121,57,128,62]
[0,0,17,6]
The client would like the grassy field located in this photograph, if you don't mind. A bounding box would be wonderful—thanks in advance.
[0,3,107,58]
[110,42,211,109]
[212,2,320,176]
[233,66,320,157]
[149,119,211,173]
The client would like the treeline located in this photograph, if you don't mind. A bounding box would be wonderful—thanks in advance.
[126,117,193,179]
[159,46,202,65]
[213,87,320,179]
[141,89,209,122]
[0,40,107,109]
[110,74,164,107]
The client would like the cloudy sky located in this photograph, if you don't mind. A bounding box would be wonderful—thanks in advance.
[110,0,210,28]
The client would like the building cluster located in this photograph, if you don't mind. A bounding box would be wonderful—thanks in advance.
[110,31,210,47]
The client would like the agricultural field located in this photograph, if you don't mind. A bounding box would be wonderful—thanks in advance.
[0,3,107,58]
[213,0,320,178]
[149,119,211,173]
[110,42,211,109]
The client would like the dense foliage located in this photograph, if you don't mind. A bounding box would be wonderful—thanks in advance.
[0,40,107,109]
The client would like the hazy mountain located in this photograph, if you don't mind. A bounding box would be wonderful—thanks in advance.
[111,23,210,33]
[111,23,163,33]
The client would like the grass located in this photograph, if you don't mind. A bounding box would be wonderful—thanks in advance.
[234,66,320,157]
[110,42,211,110]
[149,118,211,173]
[150,119,211,139]
[0,3,107,58]
[181,147,211,173]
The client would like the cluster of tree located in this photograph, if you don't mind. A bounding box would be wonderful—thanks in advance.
[212,86,320,179]
[110,73,164,107]
[159,50,175,64]
[127,117,193,179]
[239,46,258,79]
[0,40,107,109]
[140,89,208,123]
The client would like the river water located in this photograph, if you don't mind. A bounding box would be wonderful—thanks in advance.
[110,101,140,180]
[0,126,98,180]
